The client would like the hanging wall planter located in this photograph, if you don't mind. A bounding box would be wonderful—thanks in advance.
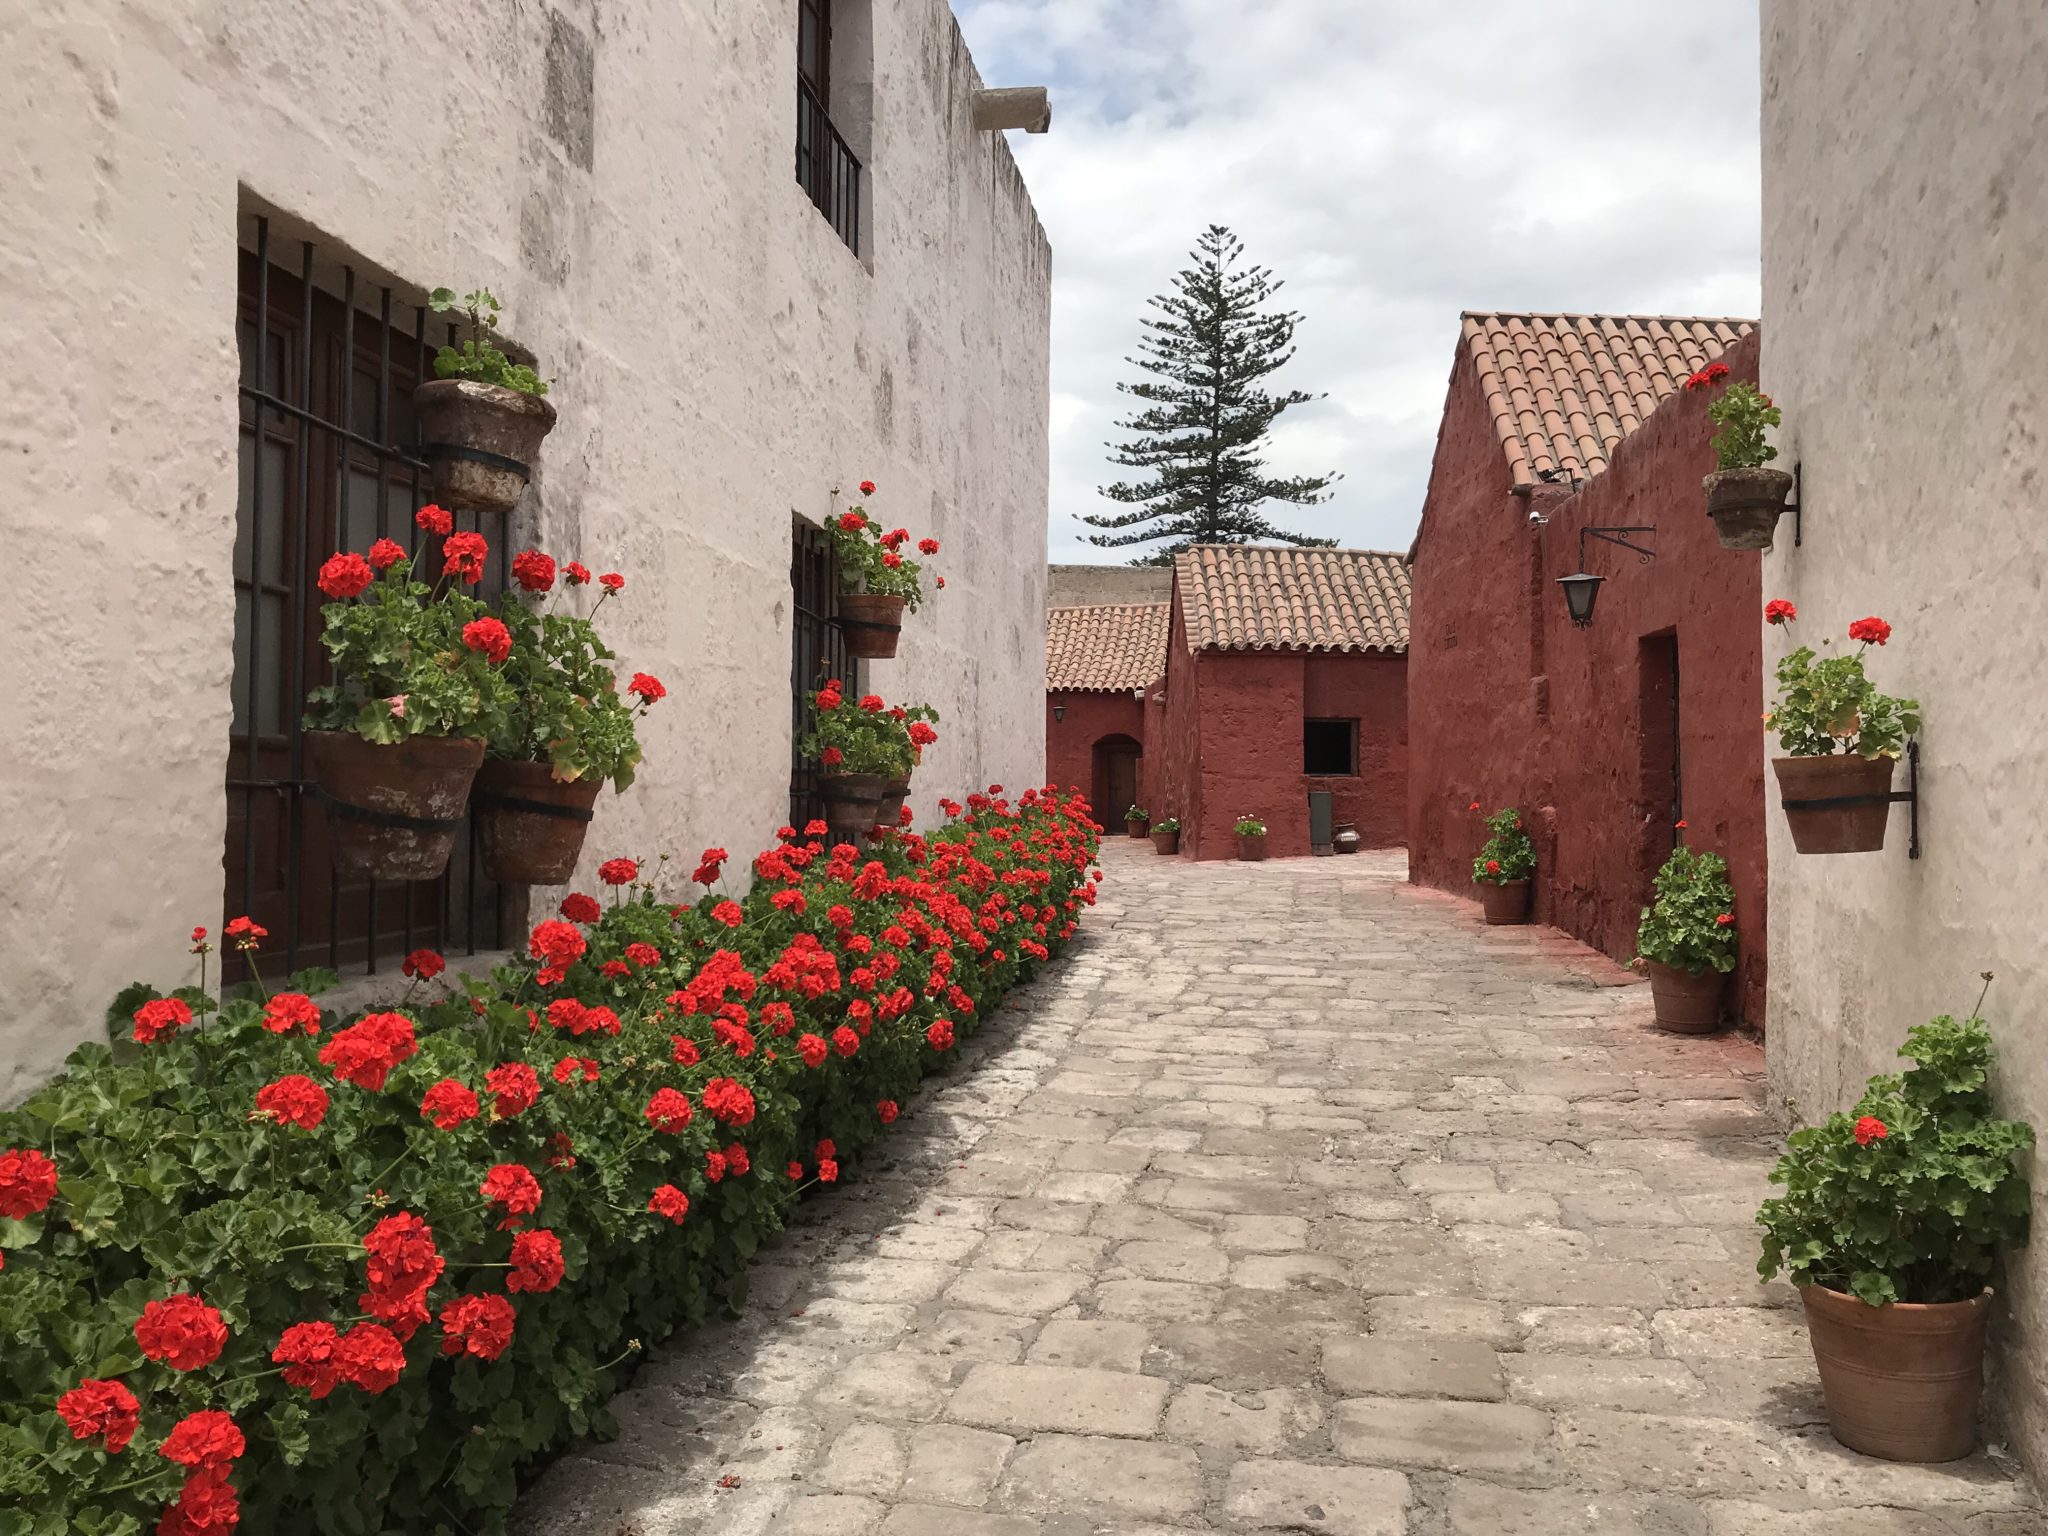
[828,483,942,661]
[1773,754,1899,854]
[876,773,913,828]
[307,731,484,883]
[838,593,908,659]
[1703,466,1794,551]
[472,759,602,886]
[417,287,556,514]
[817,772,887,837]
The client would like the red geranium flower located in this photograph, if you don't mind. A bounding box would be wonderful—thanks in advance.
[1485,859,1501,874]
[1716,912,1735,927]
[649,1185,690,1224]
[254,1074,329,1131]
[419,1078,481,1130]
[832,1025,860,1058]
[159,1467,239,1535]
[693,847,728,884]
[318,1011,419,1091]
[559,892,602,923]
[1848,616,1892,646]
[724,1143,751,1178]
[57,1379,139,1453]
[877,1099,899,1124]
[821,746,842,767]
[135,1294,229,1371]
[702,1077,756,1127]
[625,941,662,968]
[817,1158,839,1184]
[335,1322,407,1393]
[225,915,267,948]
[367,537,407,571]
[797,1033,828,1068]
[317,552,375,600]
[272,1321,343,1398]
[415,504,453,536]
[462,617,512,663]
[628,672,666,704]
[485,1061,540,1118]
[925,1018,955,1052]
[402,948,446,981]
[599,571,624,592]
[599,857,639,887]
[671,1035,702,1066]
[360,1213,444,1334]
[1764,599,1797,625]
[133,995,194,1045]
[439,1293,516,1360]
[507,1229,565,1294]
[0,1148,58,1219]
[481,1166,542,1225]
[859,479,877,496]
[262,991,322,1035]
[712,899,744,928]
[563,560,591,585]
[1854,1115,1889,1146]
[919,537,939,555]
[644,1087,694,1133]
[839,511,867,532]
[512,549,557,592]
[443,531,489,585]
[161,1409,245,1471]
[529,919,588,969]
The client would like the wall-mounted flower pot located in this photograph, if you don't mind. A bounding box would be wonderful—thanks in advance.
[306,730,484,883]
[1150,828,1180,855]
[1237,834,1268,862]
[1125,818,1150,840]
[1644,961,1724,1034]
[817,772,886,837]
[472,758,602,885]
[838,594,907,659]
[1773,755,1896,854]
[414,379,557,515]
[876,774,913,828]
[1802,1283,1992,1462]
[1703,466,1794,550]
[1477,879,1531,925]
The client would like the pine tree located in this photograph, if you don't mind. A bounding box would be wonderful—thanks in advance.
[1082,225,1342,565]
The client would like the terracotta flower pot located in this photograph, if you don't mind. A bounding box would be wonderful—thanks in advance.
[1150,828,1180,855]
[876,775,912,828]
[1773,755,1897,854]
[472,758,603,886]
[306,731,484,883]
[838,593,907,659]
[1644,960,1724,1034]
[1703,466,1794,551]
[414,379,557,514]
[1802,1283,1993,1462]
[1126,818,1150,840]
[1237,834,1268,862]
[818,772,886,837]
[1478,879,1531,925]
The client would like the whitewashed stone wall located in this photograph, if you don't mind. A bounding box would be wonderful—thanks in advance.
[0,0,1051,1098]
[1761,0,2048,1475]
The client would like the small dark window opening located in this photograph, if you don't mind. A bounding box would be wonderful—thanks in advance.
[1304,719,1358,776]
[790,519,854,828]
[795,0,862,254]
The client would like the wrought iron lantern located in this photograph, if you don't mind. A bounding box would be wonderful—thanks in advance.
[1557,525,1656,628]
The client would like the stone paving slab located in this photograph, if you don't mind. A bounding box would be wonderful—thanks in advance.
[514,844,2040,1534]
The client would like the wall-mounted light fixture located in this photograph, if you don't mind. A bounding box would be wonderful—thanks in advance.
[1052,702,1066,722]
[973,87,1052,134]
[1130,687,1146,702]
[1557,525,1656,628]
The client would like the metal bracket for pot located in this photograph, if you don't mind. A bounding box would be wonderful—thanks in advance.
[471,790,596,823]
[311,786,467,834]
[831,615,903,634]
[1778,740,1920,859]
[1787,461,1803,547]
[419,442,533,480]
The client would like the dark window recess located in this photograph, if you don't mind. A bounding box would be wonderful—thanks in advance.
[1304,719,1358,776]
[795,0,862,255]
[227,218,515,983]
[790,519,853,829]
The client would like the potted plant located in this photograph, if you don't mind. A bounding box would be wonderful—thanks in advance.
[302,520,516,881]
[412,288,556,515]
[799,680,914,835]
[1150,816,1180,855]
[472,555,663,885]
[1124,805,1151,840]
[1470,804,1535,924]
[1686,361,1792,550]
[829,483,942,658]
[1631,842,1737,1033]
[1764,603,1920,853]
[876,702,940,826]
[1758,981,2033,1462]
[1234,814,1267,862]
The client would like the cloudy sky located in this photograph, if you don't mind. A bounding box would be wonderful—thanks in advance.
[952,1,1763,564]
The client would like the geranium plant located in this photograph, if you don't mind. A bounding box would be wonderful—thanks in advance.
[1471,806,1534,884]
[1125,806,1149,823]
[1764,603,1921,759]
[798,681,914,776]
[1152,816,1180,833]
[1758,979,2033,1306]
[302,511,517,742]
[1634,844,1738,976]
[885,702,940,774]
[429,287,548,397]
[1234,814,1266,836]
[489,554,659,787]
[831,486,942,609]
[1685,361,1780,470]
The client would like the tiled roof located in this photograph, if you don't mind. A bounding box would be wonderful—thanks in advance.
[1175,546,1410,654]
[1045,603,1171,692]
[1462,313,1757,489]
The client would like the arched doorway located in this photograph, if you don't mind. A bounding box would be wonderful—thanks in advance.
[1092,734,1142,824]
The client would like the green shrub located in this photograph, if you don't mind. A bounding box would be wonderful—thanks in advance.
[1470,806,1533,884]
[1633,844,1738,977]
[0,789,1099,1534]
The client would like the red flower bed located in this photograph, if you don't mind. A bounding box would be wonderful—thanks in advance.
[0,788,1100,1533]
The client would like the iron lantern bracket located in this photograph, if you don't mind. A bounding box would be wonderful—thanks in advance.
[1580,524,1656,565]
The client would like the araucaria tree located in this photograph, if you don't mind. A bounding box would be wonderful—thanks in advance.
[1083,225,1341,564]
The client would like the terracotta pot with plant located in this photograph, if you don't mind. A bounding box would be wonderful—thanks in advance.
[1764,602,1920,854]
[1686,362,1792,550]
[829,482,943,659]
[1631,840,1736,1033]
[414,287,557,515]
[472,555,663,886]
[1469,803,1534,924]
[1758,979,2033,1462]
[1234,814,1267,862]
[799,679,915,836]
[301,510,517,882]
[1150,816,1180,855]
[1124,806,1151,840]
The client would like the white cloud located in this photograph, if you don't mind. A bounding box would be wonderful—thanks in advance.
[955,0,1762,562]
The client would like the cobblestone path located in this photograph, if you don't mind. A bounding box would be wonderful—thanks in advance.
[517,843,2039,1535]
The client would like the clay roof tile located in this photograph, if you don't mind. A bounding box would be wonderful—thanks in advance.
[1174,546,1410,655]
[1045,603,1171,692]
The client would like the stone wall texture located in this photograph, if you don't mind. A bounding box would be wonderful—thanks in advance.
[1761,0,2048,1474]
[1407,333,1766,1026]
[1047,564,1174,610]
[0,0,1051,1100]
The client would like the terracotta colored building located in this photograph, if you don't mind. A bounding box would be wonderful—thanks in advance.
[1406,313,1770,1026]
[1044,603,1170,823]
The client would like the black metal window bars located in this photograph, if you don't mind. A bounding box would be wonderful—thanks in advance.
[797,78,863,255]
[789,520,854,831]
[228,216,512,980]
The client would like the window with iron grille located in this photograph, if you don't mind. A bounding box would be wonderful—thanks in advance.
[795,0,863,254]
[227,216,515,980]
[790,519,853,828]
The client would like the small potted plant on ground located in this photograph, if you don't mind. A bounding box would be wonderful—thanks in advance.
[800,680,913,835]
[1632,841,1737,1033]
[415,287,557,515]
[1234,814,1267,862]
[1150,816,1180,855]
[302,517,516,881]
[1470,804,1535,924]
[1764,602,1920,853]
[1686,361,1792,550]
[830,482,942,659]
[876,702,940,826]
[1758,980,2033,1462]
[472,554,663,884]
[1125,805,1151,840]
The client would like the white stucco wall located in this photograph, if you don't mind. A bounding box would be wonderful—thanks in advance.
[0,0,1050,1100]
[1761,0,2048,1473]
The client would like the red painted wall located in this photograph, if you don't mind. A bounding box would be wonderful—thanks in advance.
[1044,690,1144,829]
[1157,594,1205,852]
[1407,332,1768,1026]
